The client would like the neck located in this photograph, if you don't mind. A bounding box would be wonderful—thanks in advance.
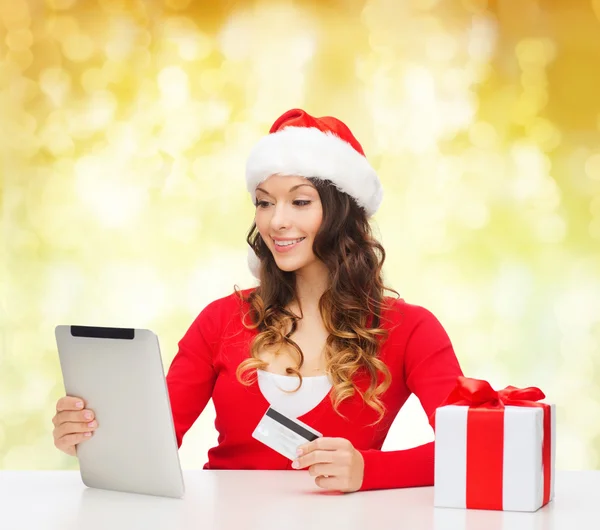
[293,261,330,312]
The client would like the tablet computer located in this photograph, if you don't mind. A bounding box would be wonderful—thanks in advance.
[55,325,185,498]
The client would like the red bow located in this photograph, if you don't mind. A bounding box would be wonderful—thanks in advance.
[443,375,546,409]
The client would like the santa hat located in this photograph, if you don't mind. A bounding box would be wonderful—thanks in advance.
[245,108,383,278]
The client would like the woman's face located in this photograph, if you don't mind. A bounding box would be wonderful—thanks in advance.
[254,174,323,274]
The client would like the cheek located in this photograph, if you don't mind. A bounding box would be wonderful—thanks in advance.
[308,212,323,236]
[254,213,268,234]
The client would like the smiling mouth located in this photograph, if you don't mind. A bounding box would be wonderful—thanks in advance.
[273,237,306,247]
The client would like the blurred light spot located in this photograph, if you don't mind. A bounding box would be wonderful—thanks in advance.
[84,90,117,130]
[556,431,592,469]
[106,121,141,155]
[45,0,78,9]
[528,118,561,151]
[80,67,107,93]
[186,250,252,315]
[219,5,316,65]
[405,66,435,106]
[5,28,33,51]
[158,66,190,108]
[42,127,75,156]
[45,15,79,40]
[164,215,200,244]
[585,153,600,181]
[105,19,138,60]
[413,0,441,9]
[467,15,497,61]
[555,281,600,333]
[492,262,533,320]
[6,49,33,70]
[75,155,149,228]
[510,143,550,200]
[218,12,254,60]
[446,96,477,130]
[521,69,546,89]
[163,18,212,61]
[513,89,548,121]
[96,264,167,325]
[41,263,86,324]
[39,67,72,106]
[589,218,600,241]
[1,0,30,30]
[469,121,497,149]
[426,32,457,62]
[532,178,562,212]
[457,200,489,229]
[534,213,566,243]
[435,283,480,324]
[516,38,556,68]
[164,0,193,9]
[462,0,489,13]
[62,33,95,62]
[590,195,600,217]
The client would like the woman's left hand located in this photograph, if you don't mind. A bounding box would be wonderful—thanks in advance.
[292,437,364,493]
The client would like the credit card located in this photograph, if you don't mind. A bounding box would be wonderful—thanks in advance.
[252,407,322,461]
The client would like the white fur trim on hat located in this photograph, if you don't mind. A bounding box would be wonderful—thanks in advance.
[247,244,261,279]
[245,126,383,217]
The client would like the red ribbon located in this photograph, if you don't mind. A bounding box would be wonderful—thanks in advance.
[437,376,552,510]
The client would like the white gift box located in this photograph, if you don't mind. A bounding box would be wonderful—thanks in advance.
[434,404,556,512]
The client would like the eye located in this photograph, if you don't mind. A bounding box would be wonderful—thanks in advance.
[255,200,270,208]
[293,200,311,207]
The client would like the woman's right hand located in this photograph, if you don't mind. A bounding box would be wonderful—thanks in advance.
[52,396,98,457]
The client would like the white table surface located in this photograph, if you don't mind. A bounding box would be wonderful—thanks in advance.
[0,469,596,530]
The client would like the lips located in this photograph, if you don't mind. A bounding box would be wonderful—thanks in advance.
[272,237,306,253]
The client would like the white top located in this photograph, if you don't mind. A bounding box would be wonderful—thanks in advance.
[0,470,595,530]
[257,369,332,418]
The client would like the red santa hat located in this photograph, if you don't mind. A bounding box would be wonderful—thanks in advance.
[245,108,383,278]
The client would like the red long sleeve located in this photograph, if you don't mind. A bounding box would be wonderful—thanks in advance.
[358,306,463,491]
[166,300,219,448]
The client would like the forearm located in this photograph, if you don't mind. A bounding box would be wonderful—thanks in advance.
[358,442,435,491]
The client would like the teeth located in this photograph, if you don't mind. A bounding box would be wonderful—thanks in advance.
[275,238,304,247]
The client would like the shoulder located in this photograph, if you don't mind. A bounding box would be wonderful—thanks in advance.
[196,287,256,328]
[381,295,443,330]
[200,286,257,315]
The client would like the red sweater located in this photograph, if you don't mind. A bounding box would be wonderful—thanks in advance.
[165,288,463,491]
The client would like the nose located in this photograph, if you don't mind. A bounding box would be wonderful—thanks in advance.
[269,202,292,231]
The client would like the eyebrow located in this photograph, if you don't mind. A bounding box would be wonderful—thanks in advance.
[255,184,316,196]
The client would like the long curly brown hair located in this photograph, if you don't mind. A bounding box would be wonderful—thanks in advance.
[235,177,400,424]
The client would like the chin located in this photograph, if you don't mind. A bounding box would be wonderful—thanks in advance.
[274,261,305,273]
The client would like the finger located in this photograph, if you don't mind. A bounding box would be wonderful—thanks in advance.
[315,475,343,491]
[54,409,95,426]
[298,437,348,455]
[56,396,85,412]
[53,420,98,439]
[55,431,94,452]
[294,450,335,469]
[308,463,344,478]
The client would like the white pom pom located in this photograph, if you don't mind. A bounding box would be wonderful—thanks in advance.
[247,245,261,279]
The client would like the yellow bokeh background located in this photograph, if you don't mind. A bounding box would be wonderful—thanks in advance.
[1,0,599,471]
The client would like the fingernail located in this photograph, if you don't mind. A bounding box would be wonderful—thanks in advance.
[84,432,92,437]
[291,460,299,469]
[84,411,93,420]
[76,402,83,409]
[296,448,303,456]
[87,421,96,428]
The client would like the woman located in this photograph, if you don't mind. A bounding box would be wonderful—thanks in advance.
[52,108,463,493]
